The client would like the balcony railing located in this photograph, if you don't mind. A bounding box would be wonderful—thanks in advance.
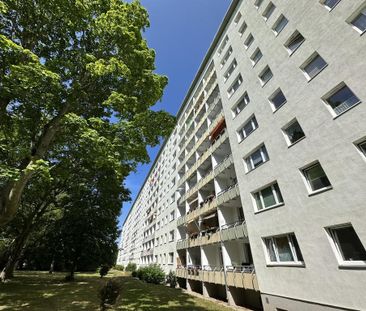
[220,220,248,241]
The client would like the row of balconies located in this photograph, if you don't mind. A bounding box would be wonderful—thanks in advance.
[177,110,224,175]
[140,248,154,257]
[176,265,258,291]
[177,183,240,226]
[176,221,247,250]
[177,92,222,165]
[177,131,229,206]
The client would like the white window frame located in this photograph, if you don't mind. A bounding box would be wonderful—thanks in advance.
[234,12,242,25]
[250,48,263,67]
[263,233,304,266]
[252,182,284,212]
[244,144,269,172]
[244,33,254,49]
[238,21,247,36]
[254,0,264,9]
[322,82,361,118]
[262,2,276,21]
[223,59,238,82]
[282,118,306,146]
[284,30,305,55]
[231,92,250,117]
[220,46,233,68]
[326,224,366,268]
[237,115,258,143]
[258,66,273,86]
[272,14,288,36]
[227,74,243,98]
[268,88,287,111]
[354,137,366,160]
[320,0,341,11]
[300,52,328,81]
[300,161,332,195]
[217,35,229,56]
[347,5,366,34]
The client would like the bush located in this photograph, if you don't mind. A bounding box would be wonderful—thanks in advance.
[125,262,137,272]
[136,264,165,284]
[114,265,124,271]
[166,271,177,288]
[99,279,120,311]
[99,264,110,278]
[131,270,137,278]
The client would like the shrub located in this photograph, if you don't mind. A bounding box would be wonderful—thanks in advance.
[137,264,165,284]
[166,271,177,288]
[131,270,137,277]
[125,262,137,272]
[99,265,110,278]
[99,279,120,311]
[114,265,124,271]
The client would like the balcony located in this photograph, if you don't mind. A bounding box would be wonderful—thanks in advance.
[216,183,240,207]
[226,266,259,290]
[177,214,187,227]
[140,248,154,257]
[176,267,187,278]
[214,154,234,177]
[220,221,248,242]
[187,265,202,281]
[200,266,225,285]
[142,234,155,244]
[177,238,189,250]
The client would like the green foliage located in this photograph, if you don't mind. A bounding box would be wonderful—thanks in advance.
[0,0,175,225]
[99,265,110,278]
[136,264,165,285]
[125,262,137,272]
[166,271,177,288]
[99,279,121,310]
[131,270,137,278]
[114,265,124,271]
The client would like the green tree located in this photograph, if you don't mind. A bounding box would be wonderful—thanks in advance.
[0,0,175,226]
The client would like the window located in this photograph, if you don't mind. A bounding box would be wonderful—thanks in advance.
[238,115,258,142]
[327,224,366,265]
[232,92,250,117]
[269,89,287,111]
[250,48,263,66]
[169,230,175,242]
[223,59,237,82]
[301,53,327,80]
[254,0,263,9]
[350,7,366,33]
[302,162,331,193]
[272,15,288,35]
[259,66,273,86]
[321,0,341,10]
[284,31,305,55]
[170,211,175,221]
[262,2,275,21]
[234,12,242,25]
[244,33,254,49]
[253,182,283,211]
[245,145,269,172]
[356,139,366,158]
[169,252,174,264]
[239,21,247,36]
[283,119,305,145]
[218,35,229,56]
[264,233,304,264]
[220,46,233,68]
[324,84,361,116]
[227,74,243,98]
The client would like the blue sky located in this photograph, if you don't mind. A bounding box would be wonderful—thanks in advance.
[118,0,232,228]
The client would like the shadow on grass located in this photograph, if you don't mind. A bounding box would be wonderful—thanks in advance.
[0,271,232,311]
[117,276,230,311]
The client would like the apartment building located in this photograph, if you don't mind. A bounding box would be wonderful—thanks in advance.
[118,0,366,310]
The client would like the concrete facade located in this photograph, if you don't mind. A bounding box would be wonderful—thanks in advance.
[118,0,366,310]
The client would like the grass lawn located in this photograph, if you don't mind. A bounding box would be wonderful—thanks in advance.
[0,270,234,310]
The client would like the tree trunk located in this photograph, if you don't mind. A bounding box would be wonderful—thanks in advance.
[0,106,68,226]
[0,224,32,281]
